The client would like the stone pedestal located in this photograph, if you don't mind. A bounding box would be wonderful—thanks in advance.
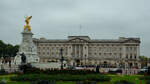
[14,28,39,65]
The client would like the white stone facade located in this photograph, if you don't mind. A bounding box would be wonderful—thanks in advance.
[33,36,141,69]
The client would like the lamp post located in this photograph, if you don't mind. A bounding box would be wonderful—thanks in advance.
[85,55,86,67]
[60,48,64,70]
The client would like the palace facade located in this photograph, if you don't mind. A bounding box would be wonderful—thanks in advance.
[33,36,141,68]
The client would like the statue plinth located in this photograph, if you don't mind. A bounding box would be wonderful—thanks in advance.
[14,16,39,65]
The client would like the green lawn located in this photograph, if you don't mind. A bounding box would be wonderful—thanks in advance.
[0,74,147,84]
[0,74,29,84]
[108,75,146,84]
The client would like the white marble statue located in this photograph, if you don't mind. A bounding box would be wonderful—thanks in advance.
[14,16,39,65]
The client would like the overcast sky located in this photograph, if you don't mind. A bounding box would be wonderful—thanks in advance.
[0,0,150,57]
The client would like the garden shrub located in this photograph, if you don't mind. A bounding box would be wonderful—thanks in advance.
[140,76,150,80]
[114,80,135,84]
[10,74,111,82]
[20,67,99,75]
[146,80,150,84]
[0,69,8,75]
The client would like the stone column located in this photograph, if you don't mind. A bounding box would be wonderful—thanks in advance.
[137,45,141,68]
[83,44,88,65]
[137,46,140,60]
[67,44,72,64]
[75,45,76,58]
[122,44,126,59]
[78,44,81,58]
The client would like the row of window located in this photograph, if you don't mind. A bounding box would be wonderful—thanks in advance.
[89,47,122,52]
[38,44,123,47]
[38,52,68,55]
[126,47,137,51]
[126,54,137,59]
[38,46,123,52]
[38,47,68,50]
[38,51,123,57]
[88,53,122,56]
[37,47,137,52]
[89,44,121,46]
[38,44,68,46]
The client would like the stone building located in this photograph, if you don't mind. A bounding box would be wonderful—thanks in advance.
[33,36,141,69]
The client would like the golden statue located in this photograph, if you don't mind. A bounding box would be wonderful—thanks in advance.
[24,16,32,31]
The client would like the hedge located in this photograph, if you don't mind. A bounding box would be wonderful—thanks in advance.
[140,76,150,80]
[21,67,98,75]
[10,74,111,82]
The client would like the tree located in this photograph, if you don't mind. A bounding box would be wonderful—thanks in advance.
[0,40,19,59]
[139,56,148,61]
[0,40,6,58]
[139,56,149,68]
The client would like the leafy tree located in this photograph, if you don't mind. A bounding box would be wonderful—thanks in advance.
[12,45,19,57]
[0,40,19,59]
[0,40,6,58]
[139,56,148,61]
[139,56,149,68]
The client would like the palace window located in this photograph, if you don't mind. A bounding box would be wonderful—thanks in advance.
[120,48,122,51]
[126,47,129,51]
[120,53,122,56]
[126,54,128,59]
[134,54,137,59]
[130,54,132,59]
[99,53,101,55]
[130,47,132,50]
[110,53,112,55]
[135,56,136,59]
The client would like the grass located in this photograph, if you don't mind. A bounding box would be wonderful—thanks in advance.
[0,74,29,84]
[109,75,146,84]
[0,74,147,84]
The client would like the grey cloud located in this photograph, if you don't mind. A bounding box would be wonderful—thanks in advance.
[0,0,150,57]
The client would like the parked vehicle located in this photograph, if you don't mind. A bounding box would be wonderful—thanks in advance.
[140,67,148,72]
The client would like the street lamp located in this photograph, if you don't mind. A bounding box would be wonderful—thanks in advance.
[60,48,64,70]
[85,55,86,66]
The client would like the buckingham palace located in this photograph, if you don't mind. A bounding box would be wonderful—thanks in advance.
[33,36,141,69]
